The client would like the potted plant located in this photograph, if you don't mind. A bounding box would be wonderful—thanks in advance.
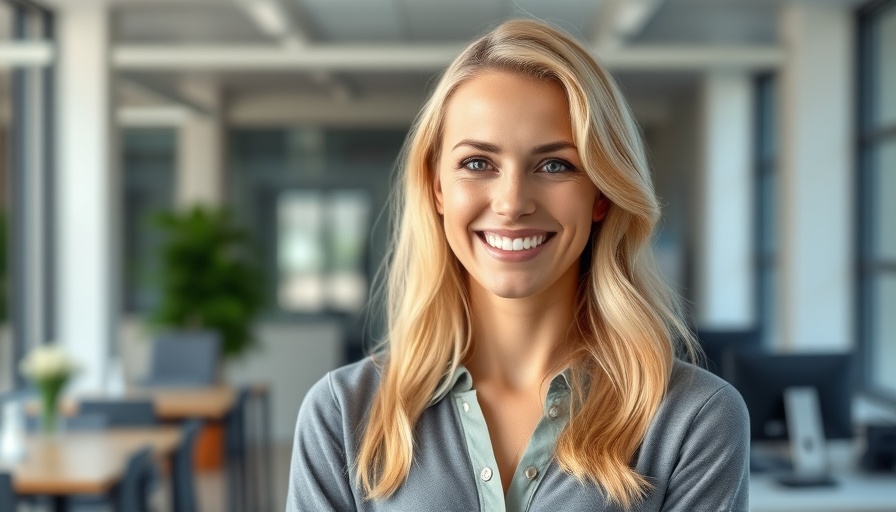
[150,205,263,359]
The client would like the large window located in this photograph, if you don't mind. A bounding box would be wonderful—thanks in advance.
[121,129,176,313]
[0,0,55,393]
[0,66,10,394]
[229,128,405,346]
[858,0,896,399]
[754,74,777,348]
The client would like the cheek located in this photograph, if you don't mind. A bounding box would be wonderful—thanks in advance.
[441,180,483,225]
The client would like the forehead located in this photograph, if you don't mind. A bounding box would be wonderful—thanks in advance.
[440,70,574,148]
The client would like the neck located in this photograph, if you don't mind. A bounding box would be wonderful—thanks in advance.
[465,270,579,392]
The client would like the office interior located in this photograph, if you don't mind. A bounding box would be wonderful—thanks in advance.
[0,0,894,511]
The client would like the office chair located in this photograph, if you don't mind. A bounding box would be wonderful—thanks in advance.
[225,387,251,512]
[172,418,204,512]
[0,472,16,511]
[143,330,222,387]
[78,399,157,427]
[111,446,155,512]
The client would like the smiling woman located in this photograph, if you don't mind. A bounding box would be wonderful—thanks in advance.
[287,18,749,512]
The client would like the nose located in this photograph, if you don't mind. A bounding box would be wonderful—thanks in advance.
[491,171,536,220]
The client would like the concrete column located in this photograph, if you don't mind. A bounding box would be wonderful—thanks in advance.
[777,2,853,351]
[694,71,755,329]
[56,2,116,391]
[177,78,224,207]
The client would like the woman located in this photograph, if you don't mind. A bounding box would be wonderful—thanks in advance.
[287,19,749,512]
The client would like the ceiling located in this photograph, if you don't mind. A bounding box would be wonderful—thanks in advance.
[4,0,803,126]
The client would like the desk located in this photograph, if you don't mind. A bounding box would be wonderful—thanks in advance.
[749,441,896,512]
[125,385,236,420]
[9,427,181,511]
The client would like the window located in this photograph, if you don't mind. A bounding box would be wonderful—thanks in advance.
[121,129,176,313]
[857,0,896,400]
[0,1,55,393]
[229,128,405,323]
[0,66,10,394]
[277,189,371,313]
[754,74,777,348]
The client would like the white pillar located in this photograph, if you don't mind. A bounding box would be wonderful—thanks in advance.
[177,78,224,207]
[777,2,853,351]
[56,3,116,391]
[694,71,755,329]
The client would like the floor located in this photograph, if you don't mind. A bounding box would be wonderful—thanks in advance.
[191,440,292,512]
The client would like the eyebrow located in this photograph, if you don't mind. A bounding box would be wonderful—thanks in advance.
[451,139,577,155]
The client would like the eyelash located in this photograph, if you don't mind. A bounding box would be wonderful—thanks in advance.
[457,157,577,174]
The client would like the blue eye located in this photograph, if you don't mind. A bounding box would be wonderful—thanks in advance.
[541,159,572,173]
[462,158,490,172]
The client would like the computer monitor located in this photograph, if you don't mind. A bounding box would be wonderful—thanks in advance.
[696,329,761,376]
[723,350,854,442]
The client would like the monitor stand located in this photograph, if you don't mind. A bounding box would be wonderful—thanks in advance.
[777,386,837,488]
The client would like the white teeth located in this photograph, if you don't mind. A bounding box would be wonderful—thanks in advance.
[483,233,548,252]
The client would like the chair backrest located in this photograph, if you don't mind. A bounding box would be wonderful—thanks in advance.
[0,472,15,511]
[146,330,221,387]
[172,419,204,512]
[78,399,157,427]
[225,387,251,457]
[25,412,109,433]
[114,446,154,512]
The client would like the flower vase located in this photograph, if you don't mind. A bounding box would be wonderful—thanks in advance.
[37,376,66,437]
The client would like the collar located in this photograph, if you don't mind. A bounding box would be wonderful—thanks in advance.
[429,364,573,406]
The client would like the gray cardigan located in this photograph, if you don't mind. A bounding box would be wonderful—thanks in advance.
[287,357,749,511]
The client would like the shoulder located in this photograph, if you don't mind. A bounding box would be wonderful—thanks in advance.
[636,359,750,490]
[640,359,749,457]
[300,356,384,420]
[665,359,748,425]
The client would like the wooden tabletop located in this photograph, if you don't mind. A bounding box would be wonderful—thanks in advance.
[10,426,181,496]
[125,386,236,420]
[43,385,237,422]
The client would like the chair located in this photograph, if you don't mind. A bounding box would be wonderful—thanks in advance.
[111,446,155,512]
[25,412,109,433]
[63,404,158,512]
[143,330,222,387]
[225,388,251,512]
[0,472,16,512]
[78,399,157,427]
[171,418,204,512]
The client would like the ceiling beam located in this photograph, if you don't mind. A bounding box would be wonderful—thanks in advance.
[113,43,782,72]
[593,0,667,48]
[118,72,217,116]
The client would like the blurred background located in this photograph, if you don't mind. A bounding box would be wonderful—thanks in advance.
[0,0,894,511]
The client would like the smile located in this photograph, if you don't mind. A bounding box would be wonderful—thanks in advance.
[478,231,554,252]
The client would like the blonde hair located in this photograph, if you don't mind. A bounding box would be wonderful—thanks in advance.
[357,19,697,509]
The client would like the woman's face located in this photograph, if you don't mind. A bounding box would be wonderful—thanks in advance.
[434,70,607,301]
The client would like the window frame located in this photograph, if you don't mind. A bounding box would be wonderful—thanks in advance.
[856,0,896,403]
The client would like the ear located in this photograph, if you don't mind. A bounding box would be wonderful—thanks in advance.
[433,169,444,214]
[592,193,610,222]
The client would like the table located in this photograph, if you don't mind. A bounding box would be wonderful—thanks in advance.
[749,440,896,512]
[128,385,236,420]
[10,427,181,511]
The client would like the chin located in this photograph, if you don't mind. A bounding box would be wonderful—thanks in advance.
[479,276,543,300]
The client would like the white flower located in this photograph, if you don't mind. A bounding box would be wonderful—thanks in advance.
[18,344,80,382]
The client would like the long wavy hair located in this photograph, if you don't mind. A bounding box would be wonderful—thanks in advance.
[356,18,697,509]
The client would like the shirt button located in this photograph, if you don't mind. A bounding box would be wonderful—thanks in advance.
[480,467,493,481]
[462,402,470,413]
[548,406,560,419]
[524,466,538,480]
